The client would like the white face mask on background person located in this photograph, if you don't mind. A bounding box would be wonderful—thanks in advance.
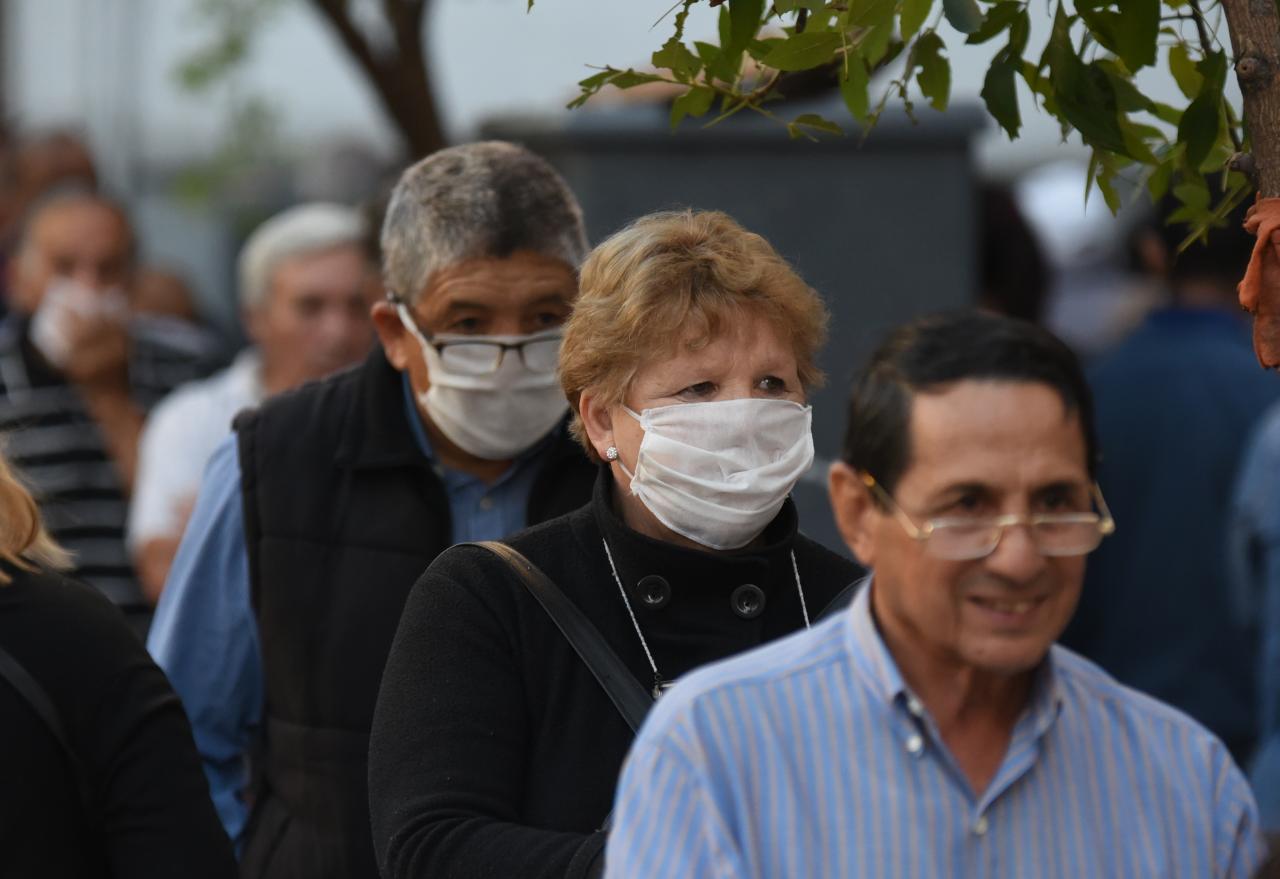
[397,304,570,461]
[29,277,130,369]
[617,397,815,550]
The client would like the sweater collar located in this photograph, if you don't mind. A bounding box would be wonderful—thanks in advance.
[586,466,803,601]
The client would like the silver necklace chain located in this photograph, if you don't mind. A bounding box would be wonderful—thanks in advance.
[602,538,811,700]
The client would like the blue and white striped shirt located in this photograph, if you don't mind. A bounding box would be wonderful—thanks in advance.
[606,583,1266,878]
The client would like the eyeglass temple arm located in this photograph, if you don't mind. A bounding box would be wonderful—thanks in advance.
[860,472,930,541]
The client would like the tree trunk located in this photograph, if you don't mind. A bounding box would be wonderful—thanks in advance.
[309,0,446,160]
[1222,0,1280,196]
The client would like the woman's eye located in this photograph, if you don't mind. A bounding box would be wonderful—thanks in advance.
[677,381,716,399]
[757,375,788,394]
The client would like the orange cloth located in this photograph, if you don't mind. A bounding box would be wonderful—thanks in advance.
[1240,196,1280,368]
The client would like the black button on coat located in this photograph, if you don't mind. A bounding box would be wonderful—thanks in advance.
[368,468,864,878]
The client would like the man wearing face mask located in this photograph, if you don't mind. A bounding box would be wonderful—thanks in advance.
[0,191,219,623]
[147,142,597,879]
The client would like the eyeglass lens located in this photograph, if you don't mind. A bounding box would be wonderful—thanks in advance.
[927,518,1105,561]
[438,336,562,376]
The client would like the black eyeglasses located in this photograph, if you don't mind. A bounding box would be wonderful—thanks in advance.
[389,292,562,376]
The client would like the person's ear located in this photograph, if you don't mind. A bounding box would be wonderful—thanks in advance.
[372,300,414,372]
[577,388,616,460]
[829,461,879,567]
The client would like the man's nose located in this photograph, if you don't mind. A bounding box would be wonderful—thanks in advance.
[984,521,1048,584]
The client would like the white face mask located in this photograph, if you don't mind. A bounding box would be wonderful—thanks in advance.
[617,397,814,550]
[397,304,569,460]
[30,278,129,369]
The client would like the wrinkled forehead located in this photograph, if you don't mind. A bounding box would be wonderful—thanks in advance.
[900,379,1090,495]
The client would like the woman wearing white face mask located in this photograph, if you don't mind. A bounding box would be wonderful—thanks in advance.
[368,210,863,879]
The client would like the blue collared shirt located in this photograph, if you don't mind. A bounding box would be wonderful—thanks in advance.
[1227,399,1280,830]
[147,375,548,843]
[605,583,1265,878]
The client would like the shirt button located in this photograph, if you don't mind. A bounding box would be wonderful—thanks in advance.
[906,696,924,717]
[478,496,494,511]
[973,815,989,836]
[905,734,924,756]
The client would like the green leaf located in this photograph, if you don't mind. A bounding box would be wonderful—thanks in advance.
[759,31,842,71]
[850,0,895,28]
[900,0,931,42]
[567,69,620,109]
[1148,159,1174,202]
[1046,6,1130,157]
[652,38,702,80]
[792,113,844,134]
[942,0,984,34]
[787,112,844,139]
[609,70,668,89]
[915,33,951,111]
[1178,50,1227,171]
[1077,0,1158,71]
[965,2,1021,45]
[670,85,716,130]
[1096,58,1155,113]
[695,41,723,67]
[841,57,871,122]
[981,56,1020,138]
[729,0,766,52]
[1168,43,1203,100]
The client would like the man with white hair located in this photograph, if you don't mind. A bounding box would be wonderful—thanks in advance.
[148,142,596,879]
[128,203,375,602]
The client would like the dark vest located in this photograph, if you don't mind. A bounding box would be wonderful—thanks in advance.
[235,347,594,879]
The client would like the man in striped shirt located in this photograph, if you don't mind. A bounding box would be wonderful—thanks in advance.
[0,192,218,628]
[606,311,1266,878]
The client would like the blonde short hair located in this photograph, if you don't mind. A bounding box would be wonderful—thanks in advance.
[560,210,828,459]
[0,445,70,584]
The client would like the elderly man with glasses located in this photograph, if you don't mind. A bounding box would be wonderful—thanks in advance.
[604,311,1265,879]
[147,143,596,879]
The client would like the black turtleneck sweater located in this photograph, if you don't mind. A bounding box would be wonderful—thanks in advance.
[369,469,862,879]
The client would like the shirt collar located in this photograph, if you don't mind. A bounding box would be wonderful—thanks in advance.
[846,578,1065,731]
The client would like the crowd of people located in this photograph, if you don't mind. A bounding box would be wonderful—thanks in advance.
[0,131,1279,878]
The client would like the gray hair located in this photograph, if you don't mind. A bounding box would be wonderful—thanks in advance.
[381,141,588,303]
[238,202,368,309]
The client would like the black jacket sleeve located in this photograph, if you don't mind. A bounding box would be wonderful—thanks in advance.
[1,570,236,879]
[369,558,605,879]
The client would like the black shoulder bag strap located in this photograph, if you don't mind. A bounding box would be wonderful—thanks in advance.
[0,642,94,812]
[463,541,654,734]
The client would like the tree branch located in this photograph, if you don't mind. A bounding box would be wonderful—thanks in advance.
[1221,0,1280,194]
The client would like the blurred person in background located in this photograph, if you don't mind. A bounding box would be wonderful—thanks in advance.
[0,447,236,878]
[1060,192,1280,765]
[1015,161,1160,357]
[0,190,220,629]
[1228,393,1280,831]
[148,142,597,879]
[977,182,1049,324]
[368,209,861,879]
[128,203,375,602]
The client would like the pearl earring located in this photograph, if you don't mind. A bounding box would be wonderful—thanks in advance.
[605,446,619,461]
